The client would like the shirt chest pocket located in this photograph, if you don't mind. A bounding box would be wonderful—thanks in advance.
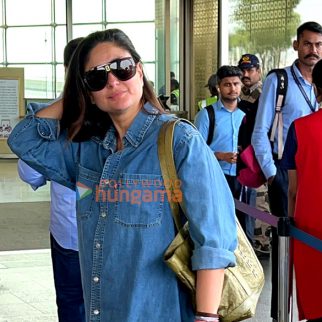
[114,173,164,228]
[76,165,101,219]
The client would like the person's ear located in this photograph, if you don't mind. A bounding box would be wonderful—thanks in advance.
[293,40,299,51]
[89,93,95,105]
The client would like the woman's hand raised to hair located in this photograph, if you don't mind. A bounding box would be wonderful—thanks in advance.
[36,99,63,120]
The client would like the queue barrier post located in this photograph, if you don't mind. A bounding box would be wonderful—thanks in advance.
[277,217,293,322]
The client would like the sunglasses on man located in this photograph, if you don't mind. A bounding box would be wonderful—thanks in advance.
[84,57,137,92]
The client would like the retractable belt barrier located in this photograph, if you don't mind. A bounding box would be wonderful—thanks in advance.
[234,199,322,322]
[234,199,322,252]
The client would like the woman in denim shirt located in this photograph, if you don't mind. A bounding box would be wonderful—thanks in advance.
[8,29,237,322]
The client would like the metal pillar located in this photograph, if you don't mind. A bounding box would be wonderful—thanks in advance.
[277,217,292,322]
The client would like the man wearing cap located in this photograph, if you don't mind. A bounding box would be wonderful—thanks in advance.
[197,73,218,111]
[237,54,271,255]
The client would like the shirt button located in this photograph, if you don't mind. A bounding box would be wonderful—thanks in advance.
[93,309,100,315]
[96,243,101,249]
[93,276,99,283]
[101,212,107,218]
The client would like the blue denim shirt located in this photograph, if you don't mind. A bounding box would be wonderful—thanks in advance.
[8,102,237,322]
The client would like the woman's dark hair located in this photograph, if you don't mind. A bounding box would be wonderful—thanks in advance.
[62,28,163,141]
[313,59,322,89]
[63,37,84,68]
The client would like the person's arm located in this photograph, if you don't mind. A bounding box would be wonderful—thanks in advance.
[17,159,46,190]
[280,122,298,217]
[36,99,63,119]
[194,108,209,142]
[196,269,224,314]
[174,122,237,316]
[251,73,278,181]
[8,101,77,191]
[288,170,297,217]
[214,151,238,163]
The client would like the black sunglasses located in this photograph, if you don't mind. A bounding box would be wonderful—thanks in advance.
[83,57,137,92]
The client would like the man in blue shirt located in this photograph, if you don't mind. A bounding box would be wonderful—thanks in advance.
[18,37,86,322]
[195,65,245,204]
[251,21,322,321]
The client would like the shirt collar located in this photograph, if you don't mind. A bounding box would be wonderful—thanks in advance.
[242,81,262,94]
[216,98,239,112]
[101,102,159,149]
[292,59,306,83]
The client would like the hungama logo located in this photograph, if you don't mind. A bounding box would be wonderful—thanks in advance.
[76,182,92,200]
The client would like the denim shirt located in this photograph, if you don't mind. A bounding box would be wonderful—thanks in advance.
[8,102,237,322]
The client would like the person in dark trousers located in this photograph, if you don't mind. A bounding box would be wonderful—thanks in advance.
[237,53,270,251]
[195,65,245,202]
[252,21,322,321]
[282,58,322,322]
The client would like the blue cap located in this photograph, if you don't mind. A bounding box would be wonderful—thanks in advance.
[238,54,260,69]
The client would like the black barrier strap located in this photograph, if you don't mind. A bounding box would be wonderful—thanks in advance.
[289,225,322,253]
[234,198,322,253]
[234,199,278,227]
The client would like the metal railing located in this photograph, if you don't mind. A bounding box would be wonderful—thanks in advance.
[234,199,322,322]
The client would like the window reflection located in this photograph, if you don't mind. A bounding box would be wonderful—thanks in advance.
[12,64,54,99]
[55,0,67,24]
[6,0,51,25]
[228,0,322,75]
[1,0,158,99]
[7,27,52,63]
[0,29,3,65]
[106,0,155,21]
[72,0,102,23]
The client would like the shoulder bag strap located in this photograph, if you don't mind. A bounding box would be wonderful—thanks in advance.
[158,118,194,231]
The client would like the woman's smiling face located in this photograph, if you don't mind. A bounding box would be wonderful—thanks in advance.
[85,42,144,117]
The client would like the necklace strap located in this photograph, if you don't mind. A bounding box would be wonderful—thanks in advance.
[291,65,317,113]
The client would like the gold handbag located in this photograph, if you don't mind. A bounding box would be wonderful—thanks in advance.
[158,119,265,322]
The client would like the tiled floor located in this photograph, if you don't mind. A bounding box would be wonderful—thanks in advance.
[0,250,57,322]
[0,159,56,321]
[0,158,300,322]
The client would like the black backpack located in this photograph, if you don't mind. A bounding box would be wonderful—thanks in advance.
[267,68,288,110]
[205,104,215,145]
[266,68,288,159]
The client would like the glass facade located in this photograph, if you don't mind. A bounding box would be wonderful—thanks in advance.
[228,0,322,76]
[0,0,321,111]
[0,0,157,99]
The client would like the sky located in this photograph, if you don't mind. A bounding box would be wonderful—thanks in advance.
[294,0,322,26]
